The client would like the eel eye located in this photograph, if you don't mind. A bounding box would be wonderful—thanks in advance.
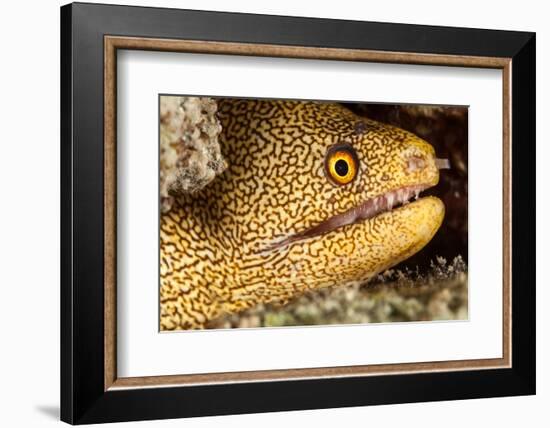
[325,144,359,186]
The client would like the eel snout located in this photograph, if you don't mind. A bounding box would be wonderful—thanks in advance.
[264,183,435,252]
[263,154,450,253]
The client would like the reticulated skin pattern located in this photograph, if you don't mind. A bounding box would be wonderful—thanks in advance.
[160,99,444,330]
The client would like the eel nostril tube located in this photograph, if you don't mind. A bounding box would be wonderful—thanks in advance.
[435,158,451,170]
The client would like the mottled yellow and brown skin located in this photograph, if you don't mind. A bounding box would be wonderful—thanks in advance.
[160,99,444,330]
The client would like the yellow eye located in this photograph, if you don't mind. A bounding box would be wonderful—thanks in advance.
[325,145,358,185]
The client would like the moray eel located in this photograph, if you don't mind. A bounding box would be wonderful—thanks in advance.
[160,99,445,330]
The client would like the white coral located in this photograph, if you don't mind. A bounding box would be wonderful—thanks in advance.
[160,96,226,213]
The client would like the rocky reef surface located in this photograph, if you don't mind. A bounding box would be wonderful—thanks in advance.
[160,96,226,213]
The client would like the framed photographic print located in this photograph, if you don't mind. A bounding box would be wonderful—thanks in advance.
[60,2,536,424]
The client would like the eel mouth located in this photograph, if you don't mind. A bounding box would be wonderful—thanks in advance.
[264,183,436,252]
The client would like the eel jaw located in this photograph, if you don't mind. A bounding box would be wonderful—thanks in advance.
[263,183,436,252]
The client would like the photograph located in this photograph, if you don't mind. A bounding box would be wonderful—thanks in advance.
[159,96,468,331]
[54,2,536,424]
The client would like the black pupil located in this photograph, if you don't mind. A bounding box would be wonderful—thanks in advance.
[335,159,349,177]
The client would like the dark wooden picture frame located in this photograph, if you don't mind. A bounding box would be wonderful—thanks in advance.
[61,2,535,424]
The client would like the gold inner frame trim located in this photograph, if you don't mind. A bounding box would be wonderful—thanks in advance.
[104,35,512,391]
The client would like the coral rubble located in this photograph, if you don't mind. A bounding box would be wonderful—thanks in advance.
[160,96,226,213]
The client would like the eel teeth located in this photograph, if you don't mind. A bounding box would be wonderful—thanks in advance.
[262,183,433,252]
